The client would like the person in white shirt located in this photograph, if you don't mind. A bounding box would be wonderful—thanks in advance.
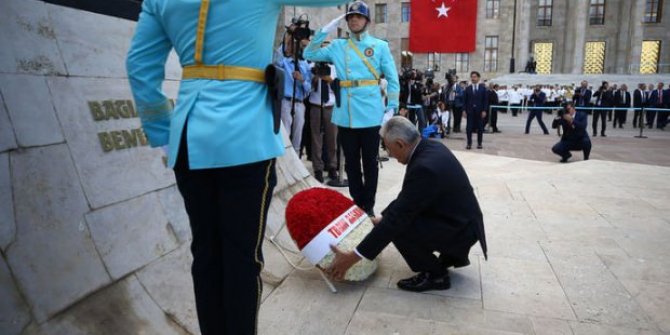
[508,86,523,116]
[308,59,338,182]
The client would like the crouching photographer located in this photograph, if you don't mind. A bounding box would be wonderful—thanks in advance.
[551,102,592,163]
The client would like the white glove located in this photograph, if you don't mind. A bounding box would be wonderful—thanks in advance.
[382,108,394,125]
[322,14,346,34]
[160,145,169,156]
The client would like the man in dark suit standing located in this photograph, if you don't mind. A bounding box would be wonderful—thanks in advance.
[551,102,591,163]
[572,80,592,110]
[650,82,667,130]
[463,71,488,149]
[633,83,647,128]
[613,84,631,128]
[592,82,613,137]
[525,85,550,135]
[327,116,487,292]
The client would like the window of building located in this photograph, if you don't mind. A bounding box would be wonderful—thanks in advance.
[644,0,662,23]
[589,0,606,25]
[486,0,500,19]
[401,2,411,22]
[374,4,387,23]
[640,40,661,74]
[533,42,553,74]
[455,53,469,73]
[484,36,499,72]
[428,53,442,71]
[583,41,606,74]
[401,38,413,69]
[537,0,553,26]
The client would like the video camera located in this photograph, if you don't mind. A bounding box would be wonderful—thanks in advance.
[311,62,332,77]
[288,16,314,41]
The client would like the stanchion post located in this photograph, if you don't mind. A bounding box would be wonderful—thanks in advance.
[635,107,647,139]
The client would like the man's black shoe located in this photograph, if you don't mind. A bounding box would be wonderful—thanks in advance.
[314,171,324,183]
[327,169,338,180]
[477,144,483,149]
[466,145,472,150]
[601,133,607,137]
[397,272,451,292]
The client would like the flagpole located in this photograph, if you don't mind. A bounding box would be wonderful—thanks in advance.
[510,0,518,73]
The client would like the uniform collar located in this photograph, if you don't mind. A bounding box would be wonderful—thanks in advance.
[350,31,369,42]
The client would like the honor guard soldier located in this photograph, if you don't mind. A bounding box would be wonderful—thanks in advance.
[304,1,400,216]
[126,0,347,334]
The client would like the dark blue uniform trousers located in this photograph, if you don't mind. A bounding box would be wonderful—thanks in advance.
[174,129,276,335]
[338,126,380,214]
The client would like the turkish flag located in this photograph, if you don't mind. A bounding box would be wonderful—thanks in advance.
[409,0,478,53]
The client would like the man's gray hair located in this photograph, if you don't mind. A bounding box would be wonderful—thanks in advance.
[380,116,420,144]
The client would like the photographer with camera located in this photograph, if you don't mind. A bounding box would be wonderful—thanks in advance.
[304,1,400,217]
[277,19,313,154]
[308,53,338,182]
[552,102,591,163]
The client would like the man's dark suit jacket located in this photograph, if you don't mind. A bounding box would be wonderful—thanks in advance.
[529,91,546,107]
[649,89,668,108]
[356,140,488,260]
[615,90,631,108]
[573,88,592,107]
[633,89,646,108]
[552,111,589,142]
[463,83,489,117]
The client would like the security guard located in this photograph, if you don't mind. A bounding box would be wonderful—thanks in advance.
[304,1,400,216]
[126,1,347,334]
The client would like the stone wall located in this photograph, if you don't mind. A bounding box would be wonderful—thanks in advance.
[0,0,311,334]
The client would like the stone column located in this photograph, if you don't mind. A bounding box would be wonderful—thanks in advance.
[570,0,589,74]
[516,0,531,72]
[627,0,645,74]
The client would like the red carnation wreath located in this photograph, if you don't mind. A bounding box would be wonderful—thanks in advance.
[285,187,378,281]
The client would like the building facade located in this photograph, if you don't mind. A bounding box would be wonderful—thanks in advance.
[282,0,669,79]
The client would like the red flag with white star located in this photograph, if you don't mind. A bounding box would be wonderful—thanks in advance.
[409,0,478,52]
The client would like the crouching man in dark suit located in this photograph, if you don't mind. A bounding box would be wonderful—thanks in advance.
[326,116,488,292]
[551,102,592,163]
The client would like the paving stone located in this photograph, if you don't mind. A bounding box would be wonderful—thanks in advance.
[531,317,574,335]
[612,228,670,261]
[355,287,534,334]
[0,74,64,147]
[0,0,67,75]
[0,256,31,335]
[24,276,189,335]
[541,241,654,329]
[0,153,15,250]
[47,76,177,208]
[86,192,179,280]
[0,94,17,152]
[481,256,576,320]
[45,3,181,80]
[599,254,670,284]
[569,321,660,335]
[261,238,302,285]
[258,275,366,335]
[620,280,670,333]
[136,244,199,335]
[7,144,110,322]
[156,186,191,244]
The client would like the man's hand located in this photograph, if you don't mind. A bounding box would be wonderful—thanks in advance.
[322,75,333,83]
[563,113,573,123]
[326,245,361,281]
[481,111,487,119]
[293,71,303,82]
[370,215,382,225]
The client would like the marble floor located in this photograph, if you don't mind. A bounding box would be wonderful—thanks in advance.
[258,118,670,335]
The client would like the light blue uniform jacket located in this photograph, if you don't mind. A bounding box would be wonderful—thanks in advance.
[303,30,400,129]
[127,0,347,169]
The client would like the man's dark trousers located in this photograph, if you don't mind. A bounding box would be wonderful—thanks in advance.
[339,126,380,214]
[552,138,592,160]
[452,105,463,132]
[174,133,276,335]
[393,223,477,276]
[592,109,608,135]
[466,113,484,146]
